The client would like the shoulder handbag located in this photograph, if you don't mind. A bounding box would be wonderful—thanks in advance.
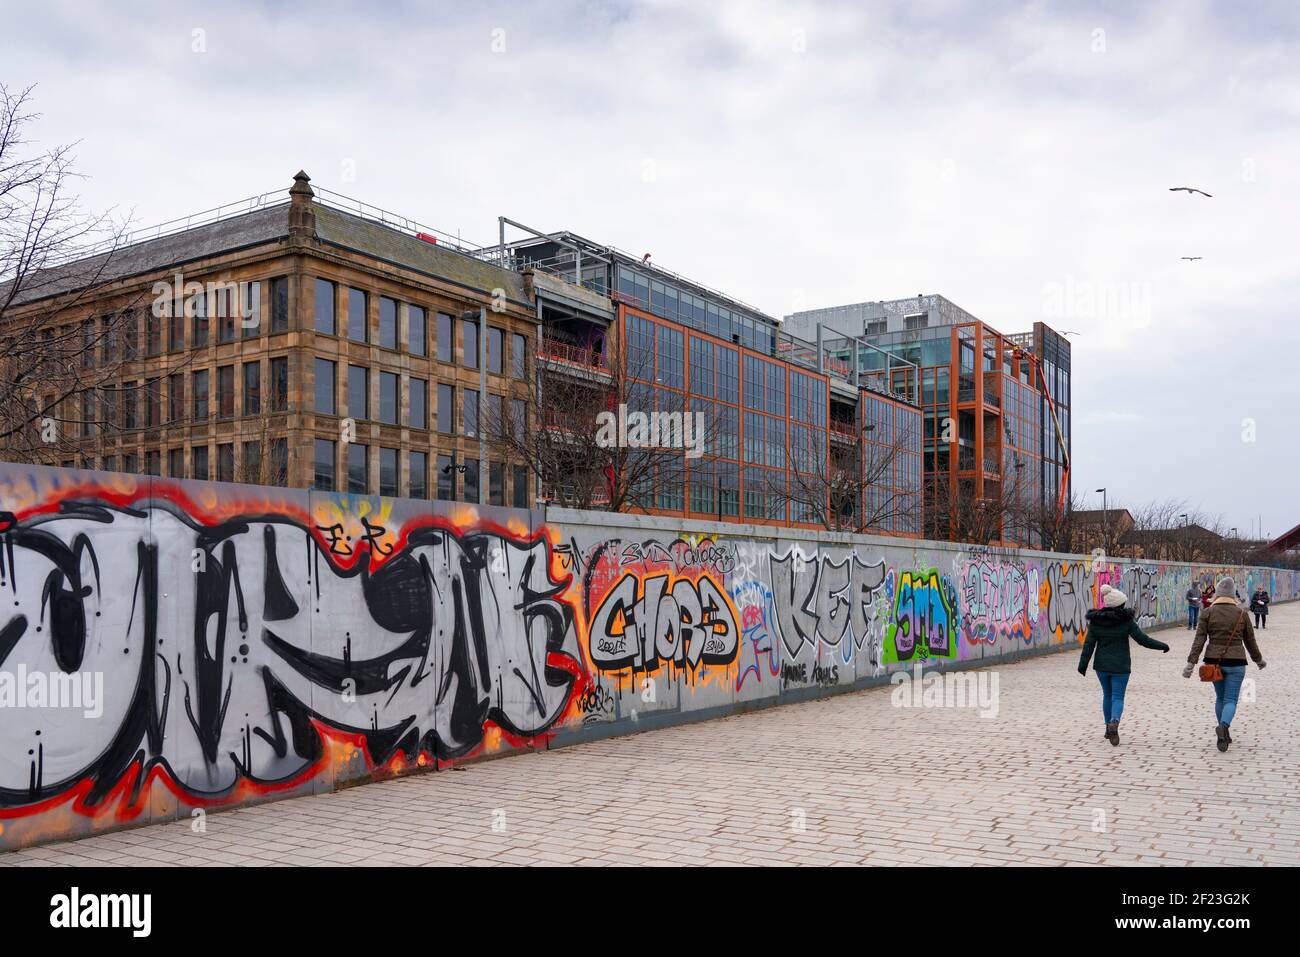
[1199,611,1245,682]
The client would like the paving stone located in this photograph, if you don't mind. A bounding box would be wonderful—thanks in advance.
[2,605,1297,866]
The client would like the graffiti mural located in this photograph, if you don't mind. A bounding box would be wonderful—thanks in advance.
[959,558,1037,645]
[1123,565,1159,627]
[884,569,958,663]
[769,549,888,666]
[587,571,739,673]
[731,578,779,692]
[1,462,1296,851]
[0,494,581,820]
[1043,560,1090,643]
[569,534,745,722]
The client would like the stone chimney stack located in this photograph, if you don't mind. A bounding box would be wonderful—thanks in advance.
[288,170,316,238]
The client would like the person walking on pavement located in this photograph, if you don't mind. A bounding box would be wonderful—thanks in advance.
[1079,584,1171,746]
[1249,585,1270,630]
[1183,576,1266,752]
[1185,579,1202,629]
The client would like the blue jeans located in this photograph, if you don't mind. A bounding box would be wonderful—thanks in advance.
[1188,603,1199,628]
[1213,665,1247,726]
[1096,671,1130,723]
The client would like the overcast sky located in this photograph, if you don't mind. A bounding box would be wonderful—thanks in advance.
[5,0,1298,539]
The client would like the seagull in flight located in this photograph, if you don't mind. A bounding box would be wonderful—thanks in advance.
[1181,256,1203,261]
[1169,186,1212,197]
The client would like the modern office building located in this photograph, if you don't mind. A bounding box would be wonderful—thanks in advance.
[0,173,538,507]
[488,228,924,534]
[1008,321,1073,523]
[786,295,1072,546]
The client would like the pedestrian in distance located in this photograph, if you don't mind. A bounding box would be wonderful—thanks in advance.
[1249,585,1270,630]
[1200,583,1214,609]
[1183,576,1266,752]
[1078,584,1171,746]
[1185,579,1202,629]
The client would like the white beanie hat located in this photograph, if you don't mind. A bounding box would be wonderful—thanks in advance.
[1100,584,1128,608]
[1215,576,1236,599]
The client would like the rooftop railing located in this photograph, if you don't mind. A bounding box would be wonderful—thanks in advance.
[47,190,290,266]
[311,187,489,256]
[49,183,493,271]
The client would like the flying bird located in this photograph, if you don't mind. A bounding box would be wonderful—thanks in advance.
[1181,256,1203,261]
[1169,186,1212,197]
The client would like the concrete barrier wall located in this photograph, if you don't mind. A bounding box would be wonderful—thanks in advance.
[1,463,1295,850]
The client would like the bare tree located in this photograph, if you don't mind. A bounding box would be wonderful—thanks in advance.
[481,330,724,513]
[1124,498,1227,562]
[785,413,922,533]
[1013,490,1089,553]
[926,456,1043,547]
[235,415,290,487]
[0,84,145,464]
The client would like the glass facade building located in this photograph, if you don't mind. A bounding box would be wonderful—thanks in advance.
[620,304,917,532]
[505,231,925,536]
[788,295,1072,545]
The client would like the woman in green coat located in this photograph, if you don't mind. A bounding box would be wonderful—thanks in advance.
[1078,584,1171,745]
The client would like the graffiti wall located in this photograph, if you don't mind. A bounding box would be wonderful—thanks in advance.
[1,463,1296,850]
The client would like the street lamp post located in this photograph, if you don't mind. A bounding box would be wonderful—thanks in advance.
[859,422,875,533]
[1096,487,1107,554]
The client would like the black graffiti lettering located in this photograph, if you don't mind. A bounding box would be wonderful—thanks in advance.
[781,662,806,686]
[316,523,352,556]
[812,664,839,686]
[359,516,393,557]
[770,549,887,658]
[577,683,615,723]
[0,503,580,810]
[588,572,739,673]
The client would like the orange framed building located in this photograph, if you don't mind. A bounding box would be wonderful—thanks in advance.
[497,227,924,537]
[788,296,1071,547]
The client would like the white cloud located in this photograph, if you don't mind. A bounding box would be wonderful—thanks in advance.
[4,0,1298,535]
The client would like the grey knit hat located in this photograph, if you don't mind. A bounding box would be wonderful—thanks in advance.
[1214,576,1236,599]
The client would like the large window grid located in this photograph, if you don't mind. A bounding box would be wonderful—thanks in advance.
[615,265,777,355]
[862,395,924,535]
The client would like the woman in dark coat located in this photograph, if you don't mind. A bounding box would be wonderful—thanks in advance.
[1249,586,1270,629]
[1078,584,1171,746]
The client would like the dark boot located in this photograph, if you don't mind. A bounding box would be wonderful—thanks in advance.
[1105,720,1119,746]
[1216,723,1230,752]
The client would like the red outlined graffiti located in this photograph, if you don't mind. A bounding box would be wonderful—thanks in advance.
[587,570,739,674]
[0,479,584,825]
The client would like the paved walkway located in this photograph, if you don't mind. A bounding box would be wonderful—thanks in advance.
[4,604,1297,867]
